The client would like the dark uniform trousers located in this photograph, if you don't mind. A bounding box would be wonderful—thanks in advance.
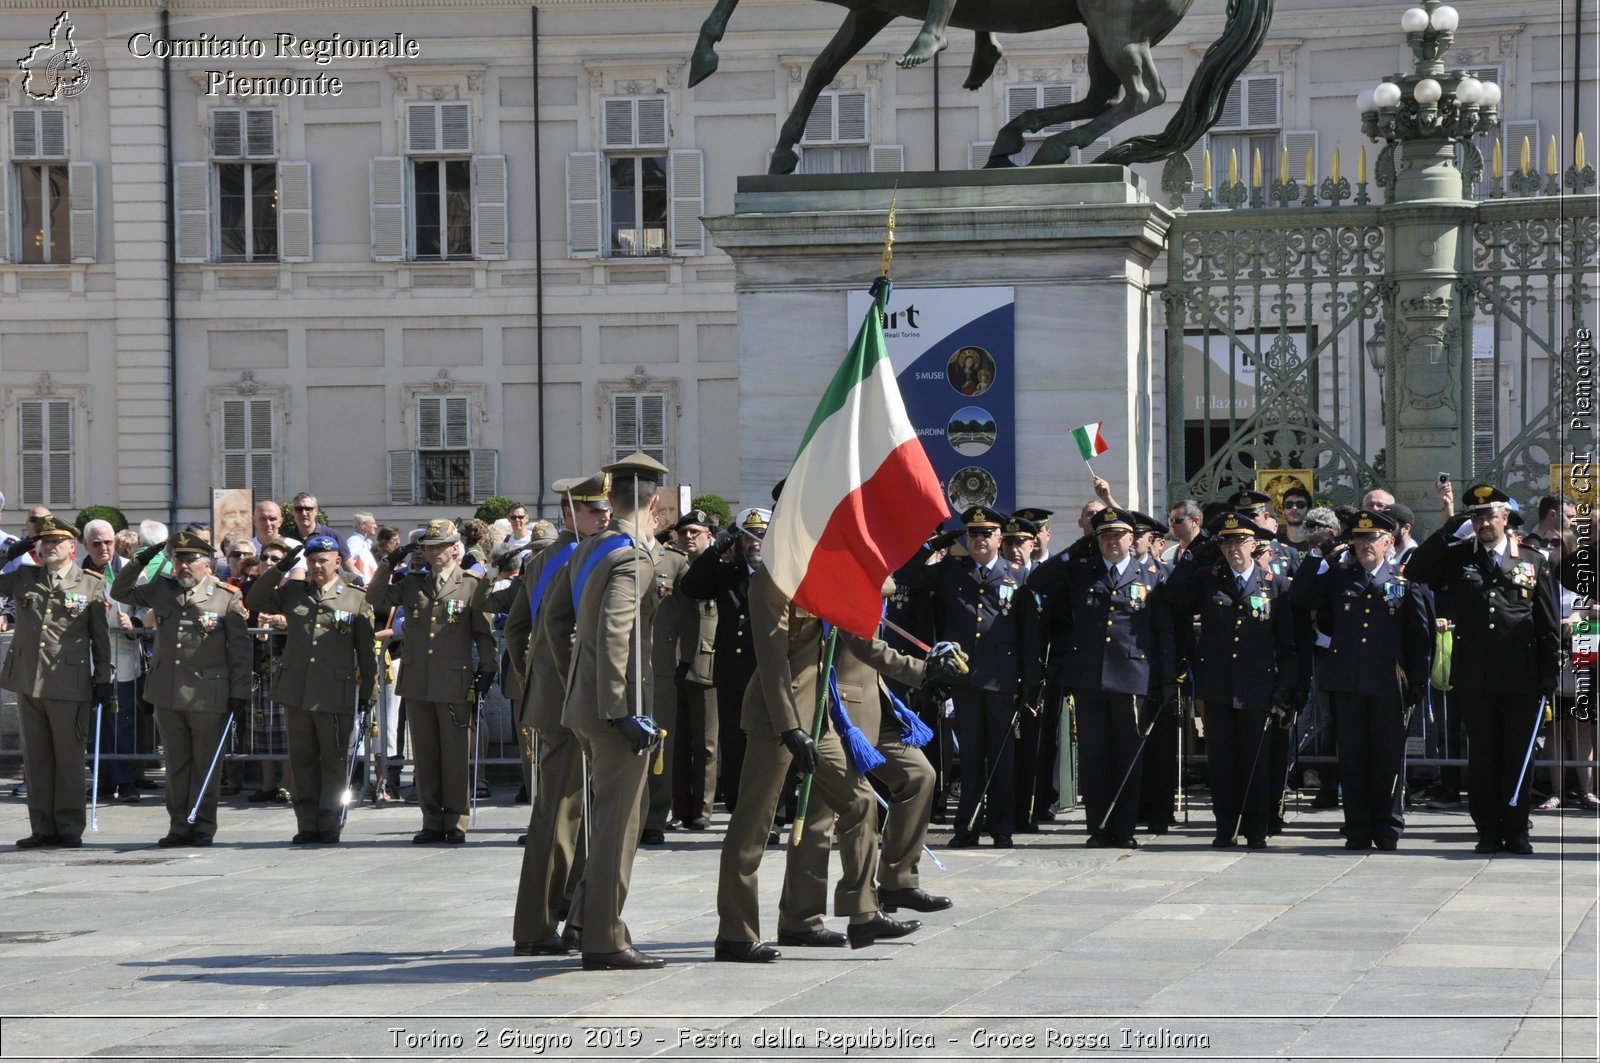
[1459,689,1540,844]
[572,723,651,954]
[18,695,91,839]
[1330,692,1406,844]
[407,700,471,834]
[645,662,679,833]
[1074,690,1146,842]
[1137,693,1179,832]
[672,677,718,824]
[154,707,228,842]
[512,726,586,943]
[286,709,355,835]
[1204,702,1271,843]
[951,687,1018,837]
[718,728,877,942]
[1013,687,1057,826]
[872,736,936,891]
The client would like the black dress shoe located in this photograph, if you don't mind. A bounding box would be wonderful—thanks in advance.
[1246,836,1267,850]
[412,829,447,844]
[686,818,710,831]
[948,832,980,848]
[714,939,780,963]
[443,828,467,844]
[847,913,922,950]
[879,887,952,913]
[1212,835,1239,848]
[291,832,318,845]
[1108,836,1139,849]
[57,835,82,848]
[1145,823,1170,835]
[156,833,191,848]
[581,947,665,971]
[992,835,1014,848]
[1344,837,1372,850]
[1311,791,1339,809]
[767,828,780,846]
[560,924,582,951]
[1474,836,1501,854]
[517,835,527,846]
[776,928,846,948]
[1018,821,1041,834]
[248,789,274,803]
[1374,838,1398,851]
[15,834,56,849]
[1502,836,1534,855]
[1085,833,1108,848]
[319,832,342,844]
[191,836,214,847]
[640,829,666,845]
[514,934,571,957]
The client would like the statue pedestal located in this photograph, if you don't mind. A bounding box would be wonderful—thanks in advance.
[704,167,1173,517]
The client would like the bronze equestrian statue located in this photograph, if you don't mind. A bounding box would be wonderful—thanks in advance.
[688,0,1276,174]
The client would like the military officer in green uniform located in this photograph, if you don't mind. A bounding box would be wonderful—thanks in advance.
[670,510,719,830]
[366,519,496,845]
[503,472,610,956]
[1,517,112,848]
[111,529,252,847]
[560,453,671,970]
[246,533,378,844]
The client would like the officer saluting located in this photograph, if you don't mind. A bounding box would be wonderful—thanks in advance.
[1,517,112,848]
[909,506,1040,848]
[1291,510,1432,851]
[1404,485,1560,854]
[1164,513,1297,848]
[1027,507,1174,849]
[366,520,496,845]
[111,530,252,847]
[245,534,377,844]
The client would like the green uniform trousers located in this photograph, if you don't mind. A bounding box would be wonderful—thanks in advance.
[572,723,651,954]
[511,726,587,943]
[18,695,90,840]
[154,707,227,842]
[406,700,471,834]
[287,709,355,836]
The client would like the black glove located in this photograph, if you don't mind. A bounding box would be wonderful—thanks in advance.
[274,543,304,572]
[134,540,168,565]
[613,715,656,755]
[781,728,819,774]
[93,682,115,710]
[227,697,249,726]
[4,536,37,562]
[709,530,736,556]
[923,641,969,685]
[1539,674,1559,698]
[384,542,418,568]
[1270,689,1298,727]
[928,528,964,553]
[473,671,495,700]
[1159,682,1180,706]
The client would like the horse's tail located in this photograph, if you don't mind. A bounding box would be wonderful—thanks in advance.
[1097,0,1277,166]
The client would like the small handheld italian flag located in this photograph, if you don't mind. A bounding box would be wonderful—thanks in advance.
[1071,422,1110,463]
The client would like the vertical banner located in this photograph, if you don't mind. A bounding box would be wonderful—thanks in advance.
[847,286,1016,522]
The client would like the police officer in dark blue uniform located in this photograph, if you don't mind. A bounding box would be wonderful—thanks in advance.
[1291,510,1432,850]
[1404,485,1561,854]
[1028,507,1175,848]
[909,506,1040,847]
[1165,513,1297,848]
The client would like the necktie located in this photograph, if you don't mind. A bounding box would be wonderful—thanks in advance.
[1237,573,1247,592]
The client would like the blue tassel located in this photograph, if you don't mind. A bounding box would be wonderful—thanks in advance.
[884,683,933,748]
[828,667,886,773]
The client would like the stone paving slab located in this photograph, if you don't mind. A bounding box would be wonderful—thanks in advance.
[0,778,1595,1062]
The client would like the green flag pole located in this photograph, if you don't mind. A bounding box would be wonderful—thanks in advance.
[791,625,839,846]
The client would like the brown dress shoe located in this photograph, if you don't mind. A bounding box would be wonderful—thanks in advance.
[581,947,665,971]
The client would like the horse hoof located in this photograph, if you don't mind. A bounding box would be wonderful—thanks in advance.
[688,47,719,88]
[984,155,1018,169]
[768,148,800,175]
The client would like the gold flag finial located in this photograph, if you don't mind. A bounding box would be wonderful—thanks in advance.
[1577,132,1587,172]
[1547,133,1560,175]
[880,189,898,277]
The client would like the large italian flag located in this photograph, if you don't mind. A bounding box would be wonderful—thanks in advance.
[767,284,950,638]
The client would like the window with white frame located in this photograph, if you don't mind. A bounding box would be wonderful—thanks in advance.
[611,391,669,466]
[3,108,95,264]
[1205,75,1283,207]
[799,89,869,174]
[567,95,703,258]
[387,393,498,506]
[369,101,506,262]
[18,397,74,507]
[218,395,277,500]
[177,107,309,264]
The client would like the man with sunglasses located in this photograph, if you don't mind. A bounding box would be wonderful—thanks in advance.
[288,493,349,562]
[1276,485,1315,547]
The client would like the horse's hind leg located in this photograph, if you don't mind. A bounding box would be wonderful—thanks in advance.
[1030,37,1164,164]
[986,43,1115,166]
[689,0,744,87]
[770,8,897,174]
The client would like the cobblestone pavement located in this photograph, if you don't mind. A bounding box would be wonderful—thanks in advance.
[1,773,1594,1062]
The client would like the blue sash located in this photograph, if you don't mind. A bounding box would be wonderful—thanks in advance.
[571,534,634,610]
[527,541,578,626]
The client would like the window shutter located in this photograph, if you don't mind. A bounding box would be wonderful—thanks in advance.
[1216,82,1244,131]
[20,400,43,503]
[175,160,211,263]
[221,397,275,495]
[635,97,669,149]
[1472,360,1497,472]
[11,109,67,159]
[1282,130,1318,187]
[802,93,835,144]
[370,155,406,261]
[10,109,38,157]
[603,98,635,147]
[869,144,905,172]
[473,154,508,260]
[388,450,418,506]
[668,148,704,256]
[566,151,602,258]
[640,394,667,462]
[439,102,472,153]
[212,108,243,158]
[46,400,71,505]
[19,398,72,506]
[222,399,248,489]
[444,395,471,448]
[470,450,499,503]
[406,101,471,155]
[835,90,867,143]
[277,160,312,262]
[245,108,277,158]
[1504,119,1541,174]
[407,102,437,153]
[1245,75,1281,129]
[1006,85,1037,124]
[969,141,994,169]
[612,394,638,459]
[249,397,275,499]
[0,164,9,262]
[68,161,95,263]
[417,395,444,449]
